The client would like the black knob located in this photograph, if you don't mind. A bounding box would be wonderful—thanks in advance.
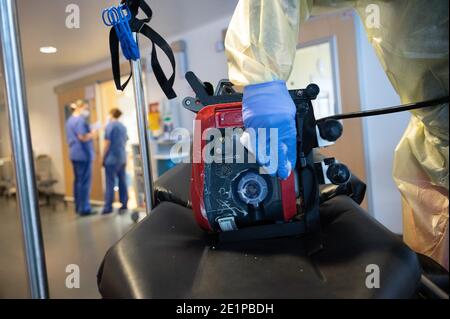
[203,82,214,96]
[306,84,320,99]
[318,120,343,142]
[326,163,351,185]
[323,157,336,166]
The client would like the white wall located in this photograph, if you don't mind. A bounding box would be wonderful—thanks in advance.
[27,80,65,193]
[144,16,232,132]
[354,15,410,233]
[0,102,11,158]
[0,79,65,193]
[0,79,66,193]
[0,72,11,157]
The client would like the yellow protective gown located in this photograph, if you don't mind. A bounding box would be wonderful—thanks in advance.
[225,0,449,270]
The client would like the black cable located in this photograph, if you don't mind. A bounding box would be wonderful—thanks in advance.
[317,96,449,123]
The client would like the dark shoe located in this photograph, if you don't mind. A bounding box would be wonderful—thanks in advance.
[102,209,113,215]
[79,210,98,217]
[118,207,128,214]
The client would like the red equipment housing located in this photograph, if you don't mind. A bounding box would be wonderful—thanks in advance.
[190,102,298,231]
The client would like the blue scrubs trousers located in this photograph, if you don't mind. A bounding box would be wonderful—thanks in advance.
[104,163,128,213]
[72,161,92,214]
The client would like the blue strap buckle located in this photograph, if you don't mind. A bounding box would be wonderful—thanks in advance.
[102,4,140,61]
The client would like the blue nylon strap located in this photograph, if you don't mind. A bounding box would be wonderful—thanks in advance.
[102,4,140,61]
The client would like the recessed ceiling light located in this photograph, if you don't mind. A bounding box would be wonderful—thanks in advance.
[39,46,58,54]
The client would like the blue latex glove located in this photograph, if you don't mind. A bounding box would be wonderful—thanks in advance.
[241,80,297,180]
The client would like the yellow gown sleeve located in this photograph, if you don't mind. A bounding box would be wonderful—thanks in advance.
[225,0,314,87]
[354,0,449,270]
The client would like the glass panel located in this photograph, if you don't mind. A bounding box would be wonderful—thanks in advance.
[288,40,340,119]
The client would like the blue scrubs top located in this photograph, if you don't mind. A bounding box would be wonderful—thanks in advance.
[104,121,128,166]
[66,115,95,162]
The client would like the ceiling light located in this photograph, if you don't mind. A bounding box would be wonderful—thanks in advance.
[39,46,58,54]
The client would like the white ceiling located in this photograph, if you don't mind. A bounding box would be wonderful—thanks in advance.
[15,0,238,84]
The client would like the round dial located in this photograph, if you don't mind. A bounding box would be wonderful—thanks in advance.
[237,172,269,207]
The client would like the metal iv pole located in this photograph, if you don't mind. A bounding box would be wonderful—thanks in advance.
[131,33,154,214]
[0,0,49,298]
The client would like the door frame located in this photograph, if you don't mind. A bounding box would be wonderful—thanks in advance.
[298,9,368,208]
[57,87,104,203]
[296,35,342,116]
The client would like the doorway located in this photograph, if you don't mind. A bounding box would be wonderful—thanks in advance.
[97,79,141,211]
[289,10,367,207]
[58,86,103,202]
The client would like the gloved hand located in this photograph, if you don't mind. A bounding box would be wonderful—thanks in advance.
[241,80,297,180]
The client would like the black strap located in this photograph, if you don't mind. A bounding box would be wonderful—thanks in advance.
[134,0,152,20]
[109,0,177,99]
[140,24,177,99]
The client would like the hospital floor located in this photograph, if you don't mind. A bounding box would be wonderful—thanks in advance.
[0,196,135,299]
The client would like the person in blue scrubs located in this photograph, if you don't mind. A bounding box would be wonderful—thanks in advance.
[102,108,129,214]
[65,100,98,216]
